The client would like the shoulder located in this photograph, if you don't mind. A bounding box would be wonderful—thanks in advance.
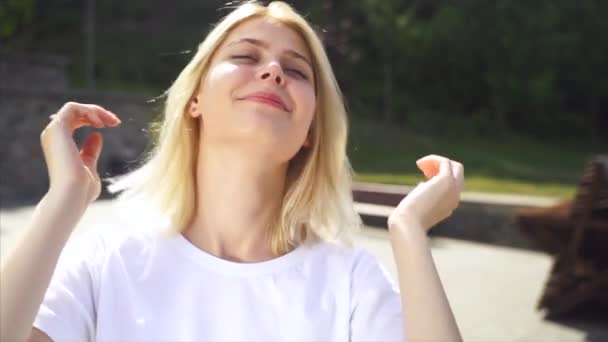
[316,242,398,292]
[304,242,391,279]
[66,220,168,265]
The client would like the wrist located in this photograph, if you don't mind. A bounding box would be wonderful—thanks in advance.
[388,208,427,232]
[45,186,89,213]
[389,221,428,249]
[388,216,429,244]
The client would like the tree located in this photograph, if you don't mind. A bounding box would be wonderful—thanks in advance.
[0,0,35,40]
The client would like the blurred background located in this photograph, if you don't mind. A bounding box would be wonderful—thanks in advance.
[1,0,607,340]
[2,0,607,204]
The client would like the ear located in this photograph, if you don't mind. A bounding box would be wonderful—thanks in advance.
[189,94,201,118]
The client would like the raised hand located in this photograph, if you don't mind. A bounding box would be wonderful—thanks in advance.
[387,154,464,233]
[40,102,121,205]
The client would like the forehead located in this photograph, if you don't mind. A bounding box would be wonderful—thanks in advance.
[221,17,311,59]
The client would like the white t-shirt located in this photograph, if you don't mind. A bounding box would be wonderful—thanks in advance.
[34,224,404,341]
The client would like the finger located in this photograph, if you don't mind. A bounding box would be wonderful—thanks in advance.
[55,103,120,131]
[54,105,96,130]
[86,104,121,126]
[438,157,453,179]
[416,154,448,179]
[416,155,439,179]
[80,131,103,170]
[425,158,454,191]
[79,104,122,128]
[84,111,105,128]
[451,161,464,192]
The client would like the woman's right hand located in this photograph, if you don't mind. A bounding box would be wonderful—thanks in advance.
[40,102,121,205]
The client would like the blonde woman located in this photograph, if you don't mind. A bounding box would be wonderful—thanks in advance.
[1,2,464,341]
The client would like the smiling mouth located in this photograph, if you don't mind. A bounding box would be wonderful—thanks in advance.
[242,96,287,111]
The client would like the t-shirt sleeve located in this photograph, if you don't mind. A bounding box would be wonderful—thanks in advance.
[349,250,404,342]
[33,228,106,341]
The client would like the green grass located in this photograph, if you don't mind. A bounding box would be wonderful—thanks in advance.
[348,118,607,199]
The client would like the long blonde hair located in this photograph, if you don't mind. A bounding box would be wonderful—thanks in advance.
[107,1,361,255]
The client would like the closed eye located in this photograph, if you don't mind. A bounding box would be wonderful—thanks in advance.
[231,54,257,62]
[231,54,309,80]
[286,68,308,80]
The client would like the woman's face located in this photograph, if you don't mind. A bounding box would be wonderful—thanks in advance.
[191,17,316,163]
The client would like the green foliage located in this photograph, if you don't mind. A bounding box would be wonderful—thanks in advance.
[5,0,608,141]
[0,0,35,38]
[334,0,608,140]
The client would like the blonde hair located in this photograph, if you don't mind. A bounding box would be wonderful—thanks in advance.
[107,1,361,255]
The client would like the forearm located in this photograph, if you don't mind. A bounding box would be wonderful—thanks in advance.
[389,221,462,342]
[0,190,86,341]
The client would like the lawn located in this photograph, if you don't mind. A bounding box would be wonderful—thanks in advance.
[347,118,606,199]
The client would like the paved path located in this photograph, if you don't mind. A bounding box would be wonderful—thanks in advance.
[2,200,606,341]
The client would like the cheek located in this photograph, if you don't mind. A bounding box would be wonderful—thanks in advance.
[293,84,316,121]
[201,63,250,109]
[208,62,237,79]
[205,63,251,93]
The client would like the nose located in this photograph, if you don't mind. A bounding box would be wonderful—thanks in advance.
[258,61,285,86]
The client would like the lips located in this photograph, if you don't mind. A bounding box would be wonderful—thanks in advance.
[240,91,289,112]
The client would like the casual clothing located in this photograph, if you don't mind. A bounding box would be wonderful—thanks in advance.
[34,224,404,341]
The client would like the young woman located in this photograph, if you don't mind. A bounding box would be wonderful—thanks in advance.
[1,2,464,341]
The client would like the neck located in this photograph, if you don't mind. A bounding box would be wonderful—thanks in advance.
[184,143,288,263]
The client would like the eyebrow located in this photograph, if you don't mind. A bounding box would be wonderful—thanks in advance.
[227,37,313,69]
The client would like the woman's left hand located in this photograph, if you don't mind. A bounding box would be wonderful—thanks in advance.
[387,155,464,233]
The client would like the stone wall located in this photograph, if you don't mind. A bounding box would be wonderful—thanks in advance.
[1,53,159,207]
[0,52,70,91]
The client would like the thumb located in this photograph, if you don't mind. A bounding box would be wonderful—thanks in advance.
[80,131,104,171]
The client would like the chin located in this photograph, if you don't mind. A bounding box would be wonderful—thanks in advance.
[240,110,289,133]
[243,127,299,156]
